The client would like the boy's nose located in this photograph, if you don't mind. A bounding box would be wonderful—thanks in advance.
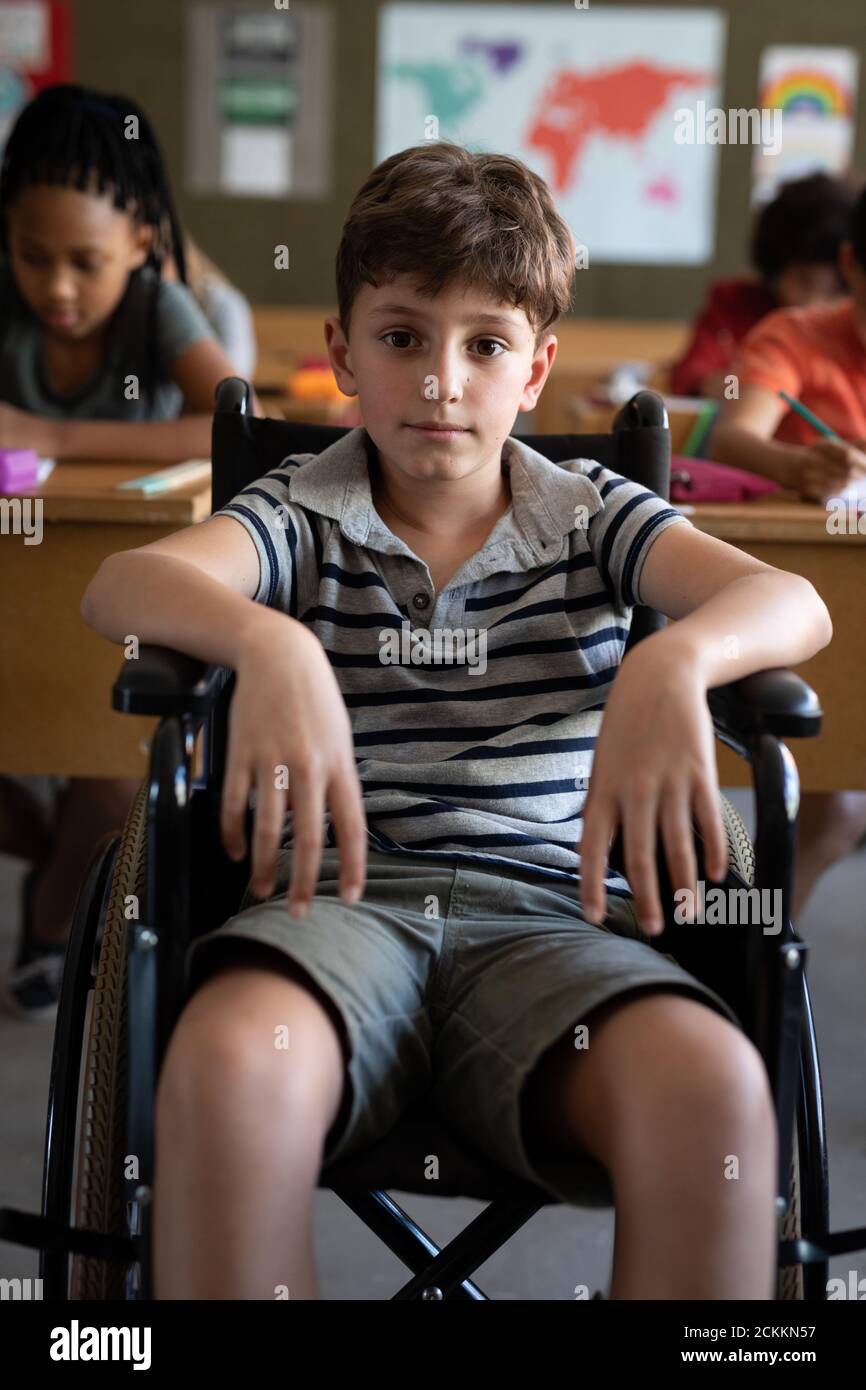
[421,356,465,401]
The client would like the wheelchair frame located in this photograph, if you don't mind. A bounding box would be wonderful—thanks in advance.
[3,382,866,1300]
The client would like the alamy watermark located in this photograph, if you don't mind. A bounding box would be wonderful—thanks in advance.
[674,103,783,157]
[673,879,783,935]
[0,496,42,544]
[379,624,487,674]
[825,495,866,535]
[49,1321,151,1370]
[0,1276,42,1299]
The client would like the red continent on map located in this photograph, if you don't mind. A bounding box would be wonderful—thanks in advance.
[526,61,714,190]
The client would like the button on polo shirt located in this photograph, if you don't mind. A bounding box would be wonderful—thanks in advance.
[215,425,687,899]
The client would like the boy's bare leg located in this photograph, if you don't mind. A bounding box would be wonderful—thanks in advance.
[521,990,778,1299]
[154,963,347,1300]
[30,777,141,944]
[791,790,866,922]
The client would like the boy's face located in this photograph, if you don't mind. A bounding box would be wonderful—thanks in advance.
[324,274,557,488]
[6,182,152,342]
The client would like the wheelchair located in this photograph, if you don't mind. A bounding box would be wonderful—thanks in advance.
[3,380,865,1301]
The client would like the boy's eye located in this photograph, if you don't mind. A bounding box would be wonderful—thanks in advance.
[381,331,505,358]
[474,338,505,358]
[382,330,415,349]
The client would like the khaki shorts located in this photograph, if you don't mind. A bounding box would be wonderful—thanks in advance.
[185,847,743,1207]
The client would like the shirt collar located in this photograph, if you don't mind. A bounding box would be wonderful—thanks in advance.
[286,425,603,566]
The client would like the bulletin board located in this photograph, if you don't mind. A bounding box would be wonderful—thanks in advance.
[185,0,334,200]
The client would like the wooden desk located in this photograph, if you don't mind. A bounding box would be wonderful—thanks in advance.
[0,464,212,777]
[683,495,866,792]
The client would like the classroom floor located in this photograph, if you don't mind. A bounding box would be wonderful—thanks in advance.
[0,787,863,1301]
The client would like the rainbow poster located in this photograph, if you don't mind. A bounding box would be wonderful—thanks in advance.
[752,46,859,205]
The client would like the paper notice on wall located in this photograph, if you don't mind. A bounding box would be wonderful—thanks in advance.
[752,46,859,206]
[220,124,292,195]
[186,1,332,199]
[0,1,48,65]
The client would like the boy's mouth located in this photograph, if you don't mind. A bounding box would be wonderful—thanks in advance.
[406,421,469,438]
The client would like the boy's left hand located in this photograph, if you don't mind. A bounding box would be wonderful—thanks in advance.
[577,636,729,935]
[0,403,58,456]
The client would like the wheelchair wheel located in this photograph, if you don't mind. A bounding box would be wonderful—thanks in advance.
[718,793,804,1301]
[69,780,147,1299]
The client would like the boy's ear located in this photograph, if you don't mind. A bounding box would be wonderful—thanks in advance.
[324,314,358,396]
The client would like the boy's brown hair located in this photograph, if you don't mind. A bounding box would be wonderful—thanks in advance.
[335,141,577,350]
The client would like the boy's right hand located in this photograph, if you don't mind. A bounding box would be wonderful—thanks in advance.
[793,440,866,503]
[220,612,367,916]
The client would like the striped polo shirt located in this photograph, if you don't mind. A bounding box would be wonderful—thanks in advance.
[216,425,687,899]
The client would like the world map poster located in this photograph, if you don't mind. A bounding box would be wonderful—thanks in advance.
[376,4,726,264]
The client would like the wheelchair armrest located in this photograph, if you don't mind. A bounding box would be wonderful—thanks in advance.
[707,668,822,746]
[112,644,231,717]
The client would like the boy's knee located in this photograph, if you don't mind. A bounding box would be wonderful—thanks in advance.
[158,976,275,1108]
[156,961,345,1130]
[659,1015,775,1146]
[608,994,774,1130]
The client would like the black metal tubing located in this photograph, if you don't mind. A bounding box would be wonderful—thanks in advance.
[392,1196,547,1300]
[799,970,830,1300]
[123,710,200,1301]
[334,1190,510,1300]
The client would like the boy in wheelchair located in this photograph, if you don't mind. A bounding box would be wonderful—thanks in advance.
[81,143,832,1299]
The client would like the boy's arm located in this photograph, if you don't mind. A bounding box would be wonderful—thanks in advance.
[12,339,265,462]
[81,514,366,909]
[634,520,833,685]
[80,514,299,667]
[578,523,832,930]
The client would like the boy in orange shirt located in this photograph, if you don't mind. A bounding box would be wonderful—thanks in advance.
[711,186,866,917]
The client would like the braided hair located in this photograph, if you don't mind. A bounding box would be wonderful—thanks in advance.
[0,83,186,277]
[0,84,188,411]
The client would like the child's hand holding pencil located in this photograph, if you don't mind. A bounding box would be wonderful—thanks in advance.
[796,439,866,503]
[778,391,866,502]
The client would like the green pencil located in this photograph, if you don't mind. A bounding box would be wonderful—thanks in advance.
[778,390,841,441]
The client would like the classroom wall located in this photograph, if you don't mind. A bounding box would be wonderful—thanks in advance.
[73,0,866,320]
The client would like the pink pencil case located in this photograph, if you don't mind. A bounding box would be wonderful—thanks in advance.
[669,455,781,504]
[0,448,40,493]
